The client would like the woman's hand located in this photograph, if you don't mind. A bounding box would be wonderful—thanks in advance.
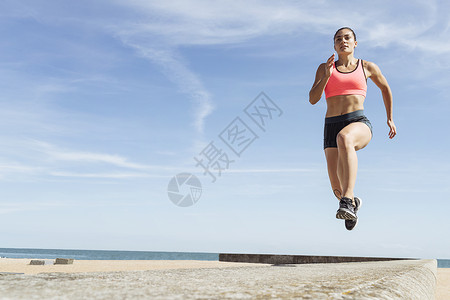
[309,54,335,105]
[366,61,396,139]
[387,119,397,139]
[325,54,335,78]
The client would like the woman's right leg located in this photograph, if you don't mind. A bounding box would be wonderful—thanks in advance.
[324,147,342,201]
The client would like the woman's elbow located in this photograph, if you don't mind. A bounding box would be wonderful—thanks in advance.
[309,93,318,105]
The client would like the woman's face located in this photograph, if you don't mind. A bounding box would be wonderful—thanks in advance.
[334,29,357,54]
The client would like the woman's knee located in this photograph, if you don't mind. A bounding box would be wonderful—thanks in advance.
[336,131,354,149]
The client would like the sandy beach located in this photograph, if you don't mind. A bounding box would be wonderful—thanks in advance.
[437,268,450,300]
[0,258,447,299]
[0,258,267,275]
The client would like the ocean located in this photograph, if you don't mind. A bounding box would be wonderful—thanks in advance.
[0,248,218,261]
[1,248,449,268]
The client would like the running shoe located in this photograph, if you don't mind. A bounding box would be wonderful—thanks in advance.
[336,196,357,220]
[345,196,362,231]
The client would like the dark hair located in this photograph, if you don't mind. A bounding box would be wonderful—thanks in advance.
[334,27,356,41]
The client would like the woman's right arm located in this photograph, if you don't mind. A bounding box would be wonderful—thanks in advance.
[309,54,334,105]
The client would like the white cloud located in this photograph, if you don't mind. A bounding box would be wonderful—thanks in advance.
[0,201,69,215]
[228,168,319,173]
[113,0,450,55]
[108,0,450,137]
[109,0,356,135]
[5,0,448,135]
[119,43,214,133]
[31,140,174,172]
[2,0,449,179]
[0,139,181,181]
[113,0,346,45]
[0,163,40,173]
[2,139,316,182]
[48,171,157,179]
[47,149,148,170]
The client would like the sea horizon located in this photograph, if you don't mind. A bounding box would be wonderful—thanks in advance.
[1,247,449,268]
[0,247,218,261]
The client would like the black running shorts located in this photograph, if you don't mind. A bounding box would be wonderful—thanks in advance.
[323,110,373,149]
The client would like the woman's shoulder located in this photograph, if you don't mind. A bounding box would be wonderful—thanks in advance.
[361,59,379,70]
[361,60,381,77]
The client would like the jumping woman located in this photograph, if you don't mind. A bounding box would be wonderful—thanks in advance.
[309,27,397,230]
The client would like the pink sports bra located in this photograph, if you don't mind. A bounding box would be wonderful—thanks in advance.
[324,59,367,99]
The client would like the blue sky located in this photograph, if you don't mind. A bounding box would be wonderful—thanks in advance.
[0,0,449,259]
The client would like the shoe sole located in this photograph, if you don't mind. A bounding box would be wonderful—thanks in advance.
[345,219,358,230]
[336,208,357,220]
[344,197,362,229]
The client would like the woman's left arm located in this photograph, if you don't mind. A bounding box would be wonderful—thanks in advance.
[365,61,397,139]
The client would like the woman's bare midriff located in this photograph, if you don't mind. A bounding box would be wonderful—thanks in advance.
[325,94,365,117]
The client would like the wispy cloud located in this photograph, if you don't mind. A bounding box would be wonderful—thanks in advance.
[0,139,180,180]
[0,200,69,215]
[2,1,449,177]
[107,0,450,138]
[118,43,214,134]
[5,0,448,136]
[113,0,360,45]
[228,168,319,173]
[48,171,158,179]
[34,141,150,170]
[113,0,450,59]
[0,162,42,179]
[360,3,450,57]
[109,0,359,135]
[0,139,317,181]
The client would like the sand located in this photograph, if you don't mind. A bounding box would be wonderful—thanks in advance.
[0,258,267,275]
[437,268,450,300]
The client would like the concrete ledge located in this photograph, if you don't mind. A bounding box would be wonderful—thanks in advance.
[29,260,45,265]
[0,259,437,299]
[54,258,74,265]
[358,259,436,300]
[219,253,414,264]
[29,259,55,266]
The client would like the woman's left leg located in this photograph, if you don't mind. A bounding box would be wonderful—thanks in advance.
[336,122,372,201]
[324,148,343,200]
